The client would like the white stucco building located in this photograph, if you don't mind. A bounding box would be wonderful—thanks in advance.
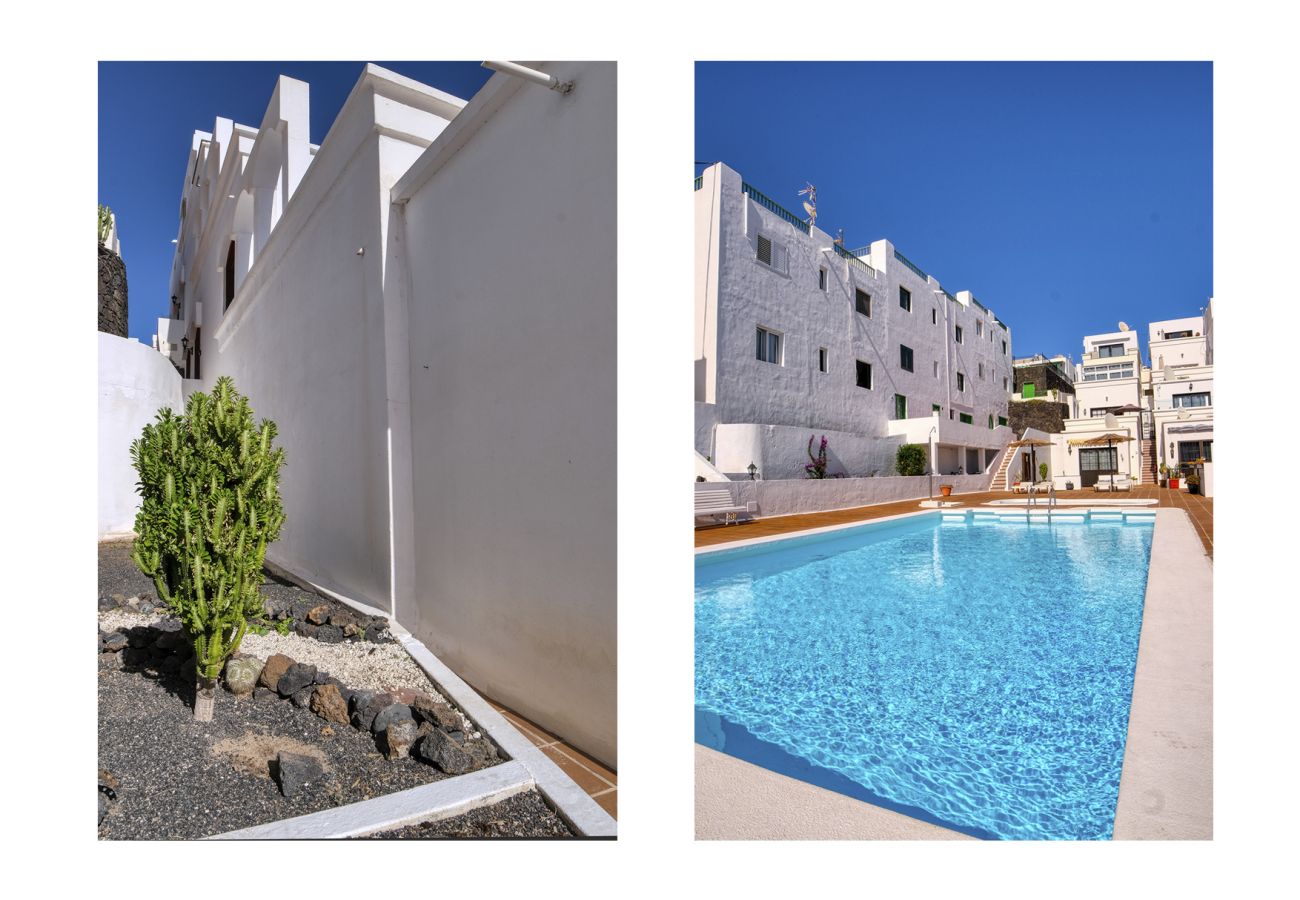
[117,62,619,767]
[1015,302,1215,492]
[695,162,1014,480]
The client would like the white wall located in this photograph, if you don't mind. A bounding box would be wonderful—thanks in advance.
[696,472,994,518]
[98,333,183,537]
[714,423,905,480]
[393,62,617,767]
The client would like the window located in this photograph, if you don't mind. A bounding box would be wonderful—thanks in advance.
[856,360,872,389]
[900,345,914,372]
[959,412,973,425]
[954,325,964,344]
[1003,376,1009,391]
[933,360,940,379]
[978,362,984,379]
[1172,391,1211,408]
[1096,342,1126,358]
[931,307,937,325]
[932,404,942,416]
[818,267,827,291]
[756,233,788,274]
[997,416,1008,427]
[976,320,984,337]
[1002,339,1008,356]
[755,326,782,364]
[223,239,236,311]
[818,347,828,373]
[1178,440,1212,463]
[1082,362,1135,381]
[949,409,955,420]
[894,394,907,420]
[957,372,965,392]
[855,289,871,317]
[899,286,911,312]
[988,414,994,429]
[1164,329,1194,340]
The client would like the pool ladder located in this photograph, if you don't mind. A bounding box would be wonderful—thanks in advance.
[1026,481,1058,521]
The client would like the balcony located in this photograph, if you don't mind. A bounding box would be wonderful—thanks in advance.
[740,182,810,235]
[886,413,1012,450]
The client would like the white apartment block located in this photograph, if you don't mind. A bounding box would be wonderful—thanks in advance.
[1149,302,1214,471]
[695,162,1014,479]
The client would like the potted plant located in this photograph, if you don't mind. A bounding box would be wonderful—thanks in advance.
[1038,462,1049,484]
[1168,465,1180,490]
[1158,462,1169,488]
[940,484,953,497]
[1186,470,1201,495]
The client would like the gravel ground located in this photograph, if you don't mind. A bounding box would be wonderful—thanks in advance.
[98,651,453,840]
[358,790,575,839]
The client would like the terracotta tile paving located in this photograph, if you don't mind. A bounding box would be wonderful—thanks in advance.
[696,485,1214,558]
[483,697,617,820]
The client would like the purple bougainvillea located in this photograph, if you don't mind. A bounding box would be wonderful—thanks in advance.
[805,435,829,479]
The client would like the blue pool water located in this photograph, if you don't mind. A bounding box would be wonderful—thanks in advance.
[695,513,1154,840]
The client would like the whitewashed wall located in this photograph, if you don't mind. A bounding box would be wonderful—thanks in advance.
[714,423,905,480]
[393,62,617,768]
[98,333,183,537]
[695,472,993,519]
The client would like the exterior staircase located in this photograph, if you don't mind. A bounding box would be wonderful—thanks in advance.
[1140,438,1157,485]
[990,443,1017,491]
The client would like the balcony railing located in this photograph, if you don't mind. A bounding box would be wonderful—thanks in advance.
[893,247,928,280]
[832,242,877,275]
[741,182,811,234]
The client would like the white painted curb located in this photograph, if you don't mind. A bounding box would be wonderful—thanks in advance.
[208,761,534,839]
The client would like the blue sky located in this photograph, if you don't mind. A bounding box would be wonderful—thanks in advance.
[695,62,1212,363]
[98,61,493,344]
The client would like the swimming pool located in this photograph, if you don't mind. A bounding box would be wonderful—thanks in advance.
[695,510,1155,840]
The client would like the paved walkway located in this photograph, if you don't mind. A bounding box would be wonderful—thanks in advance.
[697,485,1213,557]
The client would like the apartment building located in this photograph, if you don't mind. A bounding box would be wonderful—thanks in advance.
[694,162,1014,479]
[1149,302,1214,471]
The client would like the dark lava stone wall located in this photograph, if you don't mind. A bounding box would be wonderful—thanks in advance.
[1009,399,1069,435]
[1013,362,1075,398]
[99,244,128,338]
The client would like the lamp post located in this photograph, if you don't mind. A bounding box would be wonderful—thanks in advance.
[747,461,758,481]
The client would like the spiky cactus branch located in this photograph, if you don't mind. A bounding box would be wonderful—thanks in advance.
[130,377,286,719]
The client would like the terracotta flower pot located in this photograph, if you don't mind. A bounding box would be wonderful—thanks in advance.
[940,485,953,497]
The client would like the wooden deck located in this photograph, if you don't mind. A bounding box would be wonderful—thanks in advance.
[696,485,1214,557]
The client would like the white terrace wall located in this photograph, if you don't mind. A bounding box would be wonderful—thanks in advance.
[98,333,183,537]
[195,69,461,612]
[695,473,993,519]
[714,423,904,480]
[392,62,617,768]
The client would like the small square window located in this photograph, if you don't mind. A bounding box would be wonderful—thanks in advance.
[818,267,827,291]
[856,360,872,389]
[755,234,787,273]
[932,404,942,416]
[931,308,937,325]
[756,326,782,365]
[997,415,1008,427]
[818,347,828,373]
[900,345,914,372]
[855,289,871,317]
[899,286,911,312]
[955,325,964,344]
[957,372,965,392]
[959,412,973,425]
[894,394,907,420]
[977,320,984,337]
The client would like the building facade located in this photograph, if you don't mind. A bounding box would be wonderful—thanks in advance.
[695,162,1014,479]
[138,63,616,767]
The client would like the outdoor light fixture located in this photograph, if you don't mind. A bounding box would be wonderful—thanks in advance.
[181,336,189,353]
[747,461,758,480]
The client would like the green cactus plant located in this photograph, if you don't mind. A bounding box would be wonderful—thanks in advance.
[98,204,114,246]
[130,377,286,720]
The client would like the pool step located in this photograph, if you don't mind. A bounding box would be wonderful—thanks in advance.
[940,509,1156,526]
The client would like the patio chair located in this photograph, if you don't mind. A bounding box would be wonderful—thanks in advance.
[1092,474,1115,492]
